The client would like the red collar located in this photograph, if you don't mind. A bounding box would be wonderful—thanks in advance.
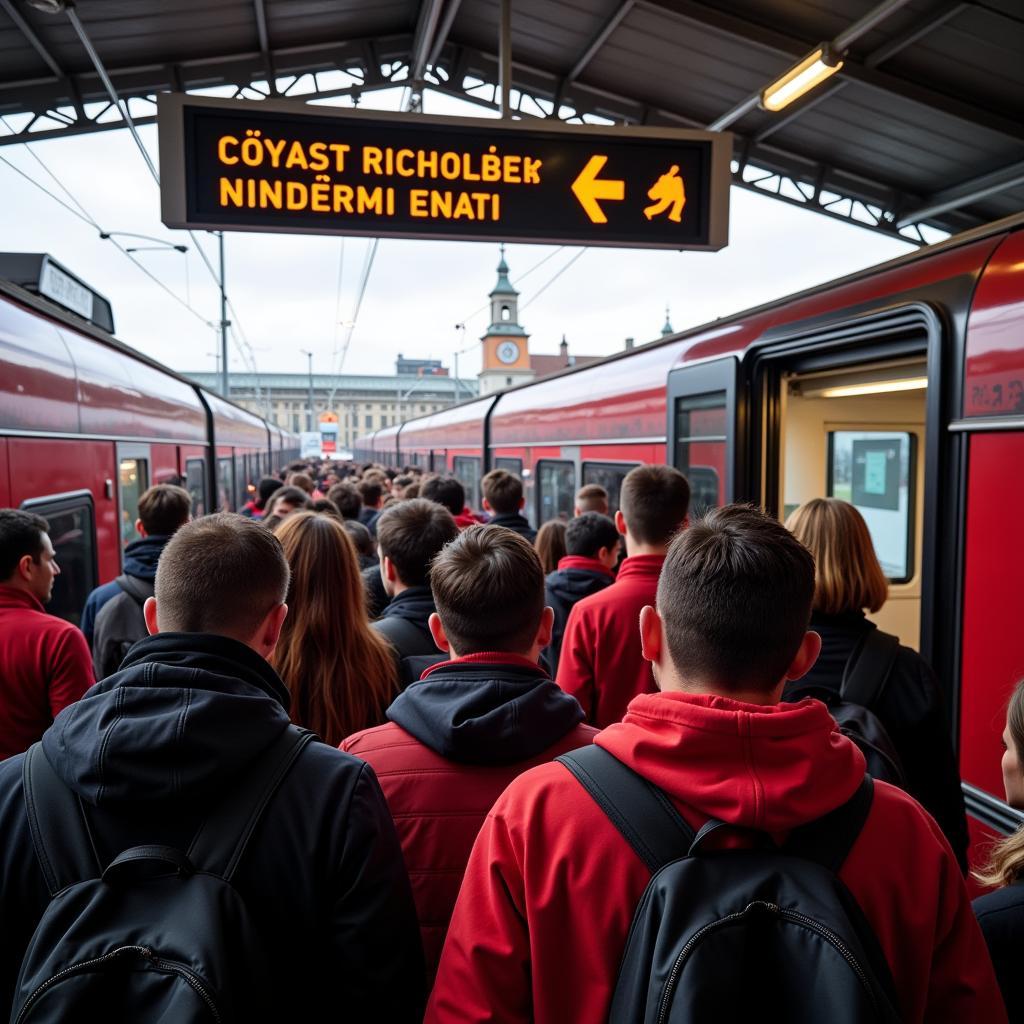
[556,555,614,577]
[420,650,541,679]
[615,554,666,581]
[0,583,45,613]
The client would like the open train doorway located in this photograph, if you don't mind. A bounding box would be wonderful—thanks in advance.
[776,358,928,648]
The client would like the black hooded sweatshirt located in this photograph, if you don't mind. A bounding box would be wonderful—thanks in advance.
[485,511,538,543]
[0,632,424,1020]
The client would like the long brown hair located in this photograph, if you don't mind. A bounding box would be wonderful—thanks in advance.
[271,511,397,745]
[534,519,567,574]
[785,498,888,615]
[976,680,1024,888]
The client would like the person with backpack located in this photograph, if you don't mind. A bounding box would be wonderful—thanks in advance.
[342,526,595,982]
[90,484,193,680]
[0,513,424,1022]
[428,504,1004,1024]
[784,498,969,870]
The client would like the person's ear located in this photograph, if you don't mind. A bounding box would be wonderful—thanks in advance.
[135,518,147,538]
[614,509,627,537]
[597,545,617,570]
[257,603,289,658]
[518,496,526,511]
[482,498,493,514]
[573,506,581,517]
[535,605,554,651]
[784,630,822,682]
[383,555,399,584]
[639,605,663,665]
[143,597,159,636]
[428,612,451,654]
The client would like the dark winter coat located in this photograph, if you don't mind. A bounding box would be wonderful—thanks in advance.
[79,535,170,645]
[784,610,969,870]
[342,654,595,980]
[544,556,614,675]
[975,878,1024,1021]
[0,632,424,1021]
[485,511,537,543]
[90,574,153,680]
[371,586,438,659]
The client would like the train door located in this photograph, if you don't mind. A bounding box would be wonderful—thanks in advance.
[116,442,151,553]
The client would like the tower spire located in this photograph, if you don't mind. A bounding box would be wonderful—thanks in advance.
[661,303,674,337]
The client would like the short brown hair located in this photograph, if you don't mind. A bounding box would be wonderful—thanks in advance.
[285,472,315,495]
[430,524,544,654]
[154,513,289,637]
[785,498,888,614]
[481,469,523,514]
[657,504,815,691]
[620,465,690,545]
[327,482,362,519]
[575,484,609,514]
[376,498,458,587]
[137,484,192,536]
[357,479,383,506]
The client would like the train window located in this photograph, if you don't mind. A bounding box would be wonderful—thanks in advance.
[118,458,149,548]
[453,456,481,510]
[828,430,916,582]
[237,455,252,509]
[495,457,524,476]
[675,392,727,515]
[186,458,206,516]
[217,457,235,512]
[536,460,576,524]
[21,493,97,628]
[581,462,640,516]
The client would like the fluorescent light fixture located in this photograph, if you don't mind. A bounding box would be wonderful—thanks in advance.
[820,377,928,399]
[762,46,844,112]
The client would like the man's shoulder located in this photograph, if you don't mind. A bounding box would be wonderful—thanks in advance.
[84,580,120,612]
[341,721,413,758]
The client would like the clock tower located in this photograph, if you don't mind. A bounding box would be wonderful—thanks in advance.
[478,245,533,396]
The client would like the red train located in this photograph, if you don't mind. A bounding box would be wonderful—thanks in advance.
[357,211,1024,869]
[0,253,300,629]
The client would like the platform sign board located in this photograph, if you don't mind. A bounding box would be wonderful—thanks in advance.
[158,94,731,250]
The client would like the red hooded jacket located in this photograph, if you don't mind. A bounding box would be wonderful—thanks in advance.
[0,585,94,761]
[428,692,1005,1024]
[340,653,596,981]
[555,554,663,727]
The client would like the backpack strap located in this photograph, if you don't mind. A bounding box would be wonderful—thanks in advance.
[784,775,874,872]
[557,745,695,873]
[23,743,102,895]
[188,725,315,881]
[840,629,900,708]
[115,574,153,608]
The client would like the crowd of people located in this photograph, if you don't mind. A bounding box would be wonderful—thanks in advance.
[0,457,1021,1020]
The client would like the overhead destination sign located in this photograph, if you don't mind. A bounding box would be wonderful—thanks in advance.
[158,95,731,250]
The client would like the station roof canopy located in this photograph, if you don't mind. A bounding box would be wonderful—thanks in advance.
[2,0,1022,243]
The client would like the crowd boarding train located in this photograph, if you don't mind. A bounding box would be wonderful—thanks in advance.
[0,253,300,630]
[356,211,1024,878]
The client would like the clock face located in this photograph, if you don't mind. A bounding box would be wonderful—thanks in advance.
[497,341,520,365]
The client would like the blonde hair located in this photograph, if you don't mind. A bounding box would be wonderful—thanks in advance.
[784,498,888,614]
[975,680,1024,888]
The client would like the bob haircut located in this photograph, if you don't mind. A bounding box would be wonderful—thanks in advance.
[785,498,888,615]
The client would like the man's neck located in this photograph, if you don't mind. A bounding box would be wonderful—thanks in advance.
[390,578,410,597]
[658,674,784,706]
[624,540,668,558]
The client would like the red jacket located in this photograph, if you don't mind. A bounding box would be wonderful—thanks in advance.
[341,653,596,981]
[0,585,94,761]
[555,553,663,726]
[453,508,482,530]
[428,692,1005,1024]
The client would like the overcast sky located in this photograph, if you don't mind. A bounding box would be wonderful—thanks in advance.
[0,87,920,382]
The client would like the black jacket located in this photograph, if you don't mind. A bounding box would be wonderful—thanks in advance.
[486,511,537,543]
[0,632,424,1020]
[372,587,444,687]
[974,879,1024,1021]
[785,610,969,869]
[362,563,390,619]
[91,574,153,680]
[544,558,614,675]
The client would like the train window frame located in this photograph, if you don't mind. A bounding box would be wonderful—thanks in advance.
[495,457,524,476]
[581,461,640,516]
[20,490,98,628]
[217,456,235,512]
[535,459,576,525]
[452,455,481,510]
[186,457,207,516]
[116,444,151,552]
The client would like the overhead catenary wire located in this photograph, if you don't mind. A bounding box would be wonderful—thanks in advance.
[327,237,379,406]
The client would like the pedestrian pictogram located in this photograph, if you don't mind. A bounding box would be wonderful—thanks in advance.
[644,165,687,223]
[571,155,626,225]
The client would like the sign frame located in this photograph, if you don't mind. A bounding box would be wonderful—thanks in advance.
[158,93,732,251]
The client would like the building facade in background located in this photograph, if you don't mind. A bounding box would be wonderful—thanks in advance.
[186,362,476,451]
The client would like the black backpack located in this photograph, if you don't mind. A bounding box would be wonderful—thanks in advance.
[12,727,314,1024]
[788,629,906,787]
[557,745,902,1024]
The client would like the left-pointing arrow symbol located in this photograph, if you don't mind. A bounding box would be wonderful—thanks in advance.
[571,155,625,224]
